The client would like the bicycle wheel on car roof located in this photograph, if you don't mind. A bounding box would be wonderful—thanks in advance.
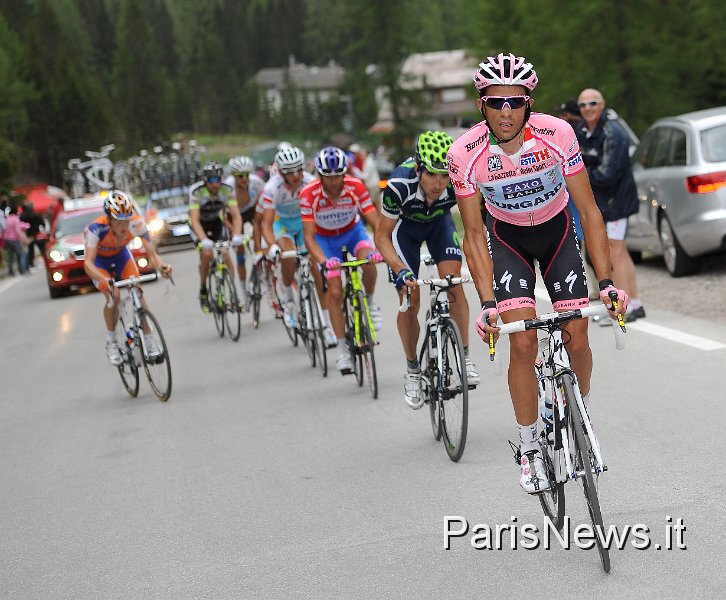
[440,318,468,462]
[208,269,225,337]
[571,392,610,573]
[138,309,172,401]
[222,269,241,342]
[115,316,139,397]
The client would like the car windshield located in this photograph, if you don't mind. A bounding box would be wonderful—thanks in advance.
[54,209,104,238]
[701,124,726,162]
[150,194,187,210]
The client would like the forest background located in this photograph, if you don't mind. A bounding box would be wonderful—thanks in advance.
[0,0,723,190]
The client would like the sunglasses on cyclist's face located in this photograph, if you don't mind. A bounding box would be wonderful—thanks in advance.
[233,172,250,178]
[481,95,530,110]
[578,100,601,108]
[206,176,222,184]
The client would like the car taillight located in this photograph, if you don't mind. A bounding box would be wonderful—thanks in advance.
[686,171,726,194]
[378,179,388,190]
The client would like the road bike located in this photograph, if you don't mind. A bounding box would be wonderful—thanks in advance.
[496,304,625,572]
[249,253,280,328]
[271,249,300,347]
[112,272,172,401]
[400,257,472,462]
[339,248,378,399]
[207,241,241,341]
[295,250,328,377]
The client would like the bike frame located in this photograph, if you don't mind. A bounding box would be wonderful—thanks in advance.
[340,258,377,347]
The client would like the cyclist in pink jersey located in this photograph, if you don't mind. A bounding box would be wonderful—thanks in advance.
[448,52,627,495]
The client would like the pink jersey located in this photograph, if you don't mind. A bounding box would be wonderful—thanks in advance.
[447,113,584,226]
[300,175,375,236]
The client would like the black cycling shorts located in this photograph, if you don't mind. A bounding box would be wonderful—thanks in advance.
[486,206,588,313]
[190,218,228,245]
[392,212,462,278]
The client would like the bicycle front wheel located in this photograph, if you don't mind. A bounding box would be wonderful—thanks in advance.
[250,263,262,328]
[138,309,172,401]
[222,269,241,342]
[356,291,378,399]
[299,287,315,366]
[571,394,610,573]
[419,324,441,441]
[208,270,225,337]
[115,317,139,397]
[539,375,568,531]
[440,318,468,462]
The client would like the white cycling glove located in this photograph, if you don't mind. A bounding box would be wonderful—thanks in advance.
[232,234,244,248]
[200,238,214,252]
[267,244,281,260]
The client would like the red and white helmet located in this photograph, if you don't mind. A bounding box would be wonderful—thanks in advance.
[473,53,538,93]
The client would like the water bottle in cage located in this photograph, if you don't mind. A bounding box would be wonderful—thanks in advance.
[126,328,136,348]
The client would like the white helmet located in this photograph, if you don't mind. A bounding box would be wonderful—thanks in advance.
[228,156,254,174]
[274,146,304,173]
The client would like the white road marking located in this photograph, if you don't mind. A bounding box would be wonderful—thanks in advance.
[534,286,726,351]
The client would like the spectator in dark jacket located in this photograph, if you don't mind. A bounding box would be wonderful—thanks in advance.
[19,203,46,269]
[576,88,645,322]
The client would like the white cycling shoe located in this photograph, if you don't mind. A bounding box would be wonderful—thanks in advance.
[106,341,122,366]
[519,447,550,494]
[323,326,337,349]
[465,356,480,386]
[143,335,163,363]
[404,369,424,409]
[369,303,383,332]
[336,350,354,375]
[282,301,296,329]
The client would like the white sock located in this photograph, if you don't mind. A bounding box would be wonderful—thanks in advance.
[281,284,293,303]
[367,294,376,306]
[106,330,116,343]
[517,421,539,454]
[582,392,590,410]
[630,298,642,309]
[323,309,332,328]
[240,281,248,294]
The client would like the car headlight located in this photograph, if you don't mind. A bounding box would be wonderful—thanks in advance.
[130,237,143,250]
[49,248,72,262]
[138,257,148,268]
[147,218,165,233]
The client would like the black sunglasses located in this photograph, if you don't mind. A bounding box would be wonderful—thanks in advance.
[482,95,530,110]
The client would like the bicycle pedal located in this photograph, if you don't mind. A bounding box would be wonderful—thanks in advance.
[467,383,478,390]
[340,368,354,376]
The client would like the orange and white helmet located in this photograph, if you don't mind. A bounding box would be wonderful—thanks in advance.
[104,190,134,220]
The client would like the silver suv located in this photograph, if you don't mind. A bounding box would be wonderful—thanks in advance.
[627,106,726,276]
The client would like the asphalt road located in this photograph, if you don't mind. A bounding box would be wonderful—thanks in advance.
[1,248,725,598]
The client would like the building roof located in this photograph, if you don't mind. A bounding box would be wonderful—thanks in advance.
[255,59,345,91]
[400,49,477,90]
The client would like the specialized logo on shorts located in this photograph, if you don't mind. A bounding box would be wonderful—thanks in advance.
[520,148,551,167]
[500,270,512,293]
[565,270,578,293]
[502,177,544,200]
[488,156,503,171]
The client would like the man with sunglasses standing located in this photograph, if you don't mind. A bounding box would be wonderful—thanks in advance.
[225,156,265,310]
[448,53,627,494]
[189,162,244,313]
[576,89,644,323]
[374,131,479,408]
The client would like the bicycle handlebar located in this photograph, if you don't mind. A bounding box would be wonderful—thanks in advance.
[398,276,473,313]
[497,304,626,350]
[113,272,159,289]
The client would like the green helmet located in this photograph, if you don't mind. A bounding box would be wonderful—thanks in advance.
[414,130,454,174]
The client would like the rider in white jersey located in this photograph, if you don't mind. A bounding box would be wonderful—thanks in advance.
[448,53,627,495]
[225,155,265,309]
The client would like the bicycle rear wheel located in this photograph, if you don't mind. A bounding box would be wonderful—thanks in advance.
[115,317,139,397]
[222,269,241,342]
[440,318,468,462]
[356,291,378,399]
[539,375,568,531]
[571,396,610,573]
[250,263,262,328]
[420,327,441,440]
[138,309,172,401]
[208,270,225,337]
[299,286,315,366]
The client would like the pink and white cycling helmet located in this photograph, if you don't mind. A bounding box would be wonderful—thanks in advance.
[473,53,538,93]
